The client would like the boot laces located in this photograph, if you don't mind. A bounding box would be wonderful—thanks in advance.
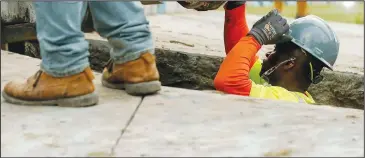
[32,70,43,88]
[105,58,114,73]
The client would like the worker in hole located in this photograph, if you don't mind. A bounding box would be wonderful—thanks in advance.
[2,2,161,107]
[214,1,339,104]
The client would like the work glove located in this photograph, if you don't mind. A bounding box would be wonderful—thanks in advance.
[225,1,246,10]
[248,9,291,45]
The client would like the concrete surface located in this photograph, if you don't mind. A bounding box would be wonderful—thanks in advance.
[1,51,141,157]
[1,1,36,24]
[85,11,364,74]
[1,50,364,157]
[114,88,364,157]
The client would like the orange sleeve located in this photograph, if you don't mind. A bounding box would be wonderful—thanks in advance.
[224,3,249,54]
[214,36,262,96]
[224,3,259,68]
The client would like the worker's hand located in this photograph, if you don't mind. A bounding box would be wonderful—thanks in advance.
[248,9,290,45]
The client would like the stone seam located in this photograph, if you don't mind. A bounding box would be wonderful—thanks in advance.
[109,96,145,156]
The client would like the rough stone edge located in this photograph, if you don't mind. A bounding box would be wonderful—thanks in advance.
[85,39,364,110]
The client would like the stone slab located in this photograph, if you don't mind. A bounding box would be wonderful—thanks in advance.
[1,2,363,74]
[1,51,141,157]
[1,50,364,156]
[1,1,36,24]
[114,87,364,157]
[86,11,365,74]
[148,11,364,74]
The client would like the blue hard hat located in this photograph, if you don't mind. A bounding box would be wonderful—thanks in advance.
[288,15,340,70]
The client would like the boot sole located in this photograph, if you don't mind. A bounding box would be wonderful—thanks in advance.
[1,91,99,107]
[102,78,161,96]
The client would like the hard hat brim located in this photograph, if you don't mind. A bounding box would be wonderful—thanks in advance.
[291,39,334,71]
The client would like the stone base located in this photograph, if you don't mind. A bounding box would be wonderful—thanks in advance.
[1,50,364,157]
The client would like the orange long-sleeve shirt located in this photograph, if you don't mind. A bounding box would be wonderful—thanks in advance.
[214,4,261,96]
[223,3,259,67]
[214,35,261,96]
[214,4,315,104]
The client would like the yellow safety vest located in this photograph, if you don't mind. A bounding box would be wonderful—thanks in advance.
[248,59,315,104]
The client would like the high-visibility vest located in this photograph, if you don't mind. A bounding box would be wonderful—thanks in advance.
[248,58,315,104]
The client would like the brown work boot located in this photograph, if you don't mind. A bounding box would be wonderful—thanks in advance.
[2,67,98,107]
[102,52,161,95]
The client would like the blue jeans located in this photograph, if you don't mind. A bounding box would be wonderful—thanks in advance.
[33,2,154,77]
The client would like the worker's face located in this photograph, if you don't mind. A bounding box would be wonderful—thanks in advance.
[260,50,279,76]
[260,49,290,83]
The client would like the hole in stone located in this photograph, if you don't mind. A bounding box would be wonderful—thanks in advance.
[4,39,364,110]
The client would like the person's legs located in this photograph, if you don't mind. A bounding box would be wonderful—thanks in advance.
[36,2,90,77]
[89,1,161,95]
[2,2,98,107]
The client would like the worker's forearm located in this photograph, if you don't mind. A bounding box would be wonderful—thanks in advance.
[214,36,261,96]
[224,3,249,54]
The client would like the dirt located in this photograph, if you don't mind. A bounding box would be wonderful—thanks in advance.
[18,39,364,109]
